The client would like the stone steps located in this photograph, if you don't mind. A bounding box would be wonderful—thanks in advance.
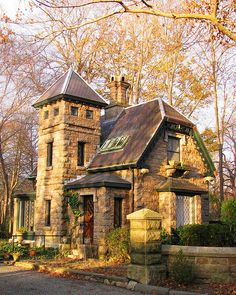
[67,245,98,260]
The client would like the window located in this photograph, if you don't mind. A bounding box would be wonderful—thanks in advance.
[71,106,78,116]
[44,110,49,119]
[45,200,51,226]
[54,108,59,116]
[47,142,53,167]
[17,200,34,231]
[100,135,129,153]
[114,198,122,228]
[18,200,26,229]
[167,136,180,162]
[77,142,85,166]
[176,195,195,227]
[86,110,93,119]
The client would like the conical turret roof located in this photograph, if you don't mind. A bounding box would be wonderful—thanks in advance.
[33,68,108,108]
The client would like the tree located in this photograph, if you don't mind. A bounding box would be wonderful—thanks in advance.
[33,0,236,43]
[31,4,211,114]
[0,28,45,235]
[191,22,235,201]
[223,119,236,198]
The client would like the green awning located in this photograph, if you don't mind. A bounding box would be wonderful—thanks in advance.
[14,192,36,201]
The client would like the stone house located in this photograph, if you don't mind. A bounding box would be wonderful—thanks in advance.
[13,69,215,253]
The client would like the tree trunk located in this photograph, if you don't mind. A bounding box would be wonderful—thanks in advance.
[211,33,224,202]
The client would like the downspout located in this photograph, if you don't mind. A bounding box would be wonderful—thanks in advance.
[131,168,135,212]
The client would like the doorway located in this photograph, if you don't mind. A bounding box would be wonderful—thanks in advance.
[83,195,94,243]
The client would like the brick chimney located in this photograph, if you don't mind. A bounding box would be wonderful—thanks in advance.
[104,75,130,120]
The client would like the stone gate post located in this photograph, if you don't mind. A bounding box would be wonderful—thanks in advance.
[127,208,166,285]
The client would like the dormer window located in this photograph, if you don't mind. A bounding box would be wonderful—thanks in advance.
[167,136,180,162]
[86,110,93,119]
[44,110,49,119]
[54,108,59,116]
[100,135,129,153]
[71,106,78,116]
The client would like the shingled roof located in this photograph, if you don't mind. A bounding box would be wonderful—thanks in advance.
[156,178,208,195]
[33,68,108,108]
[65,173,131,189]
[88,99,194,172]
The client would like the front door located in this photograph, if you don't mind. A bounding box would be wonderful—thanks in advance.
[83,195,94,243]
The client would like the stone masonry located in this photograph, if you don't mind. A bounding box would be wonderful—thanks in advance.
[35,99,101,238]
[127,208,166,285]
[114,128,209,232]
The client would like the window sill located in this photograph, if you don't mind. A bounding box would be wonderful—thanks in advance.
[46,166,53,171]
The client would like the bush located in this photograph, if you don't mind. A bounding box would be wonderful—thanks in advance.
[170,250,194,284]
[177,223,235,247]
[221,199,236,230]
[105,227,130,263]
[33,247,59,259]
[160,228,171,244]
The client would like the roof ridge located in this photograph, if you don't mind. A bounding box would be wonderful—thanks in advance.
[62,68,73,94]
[73,70,108,105]
[158,98,166,119]
[125,98,159,110]
[32,71,66,106]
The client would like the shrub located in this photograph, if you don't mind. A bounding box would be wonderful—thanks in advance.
[221,199,236,231]
[160,228,171,244]
[177,223,235,247]
[170,250,195,284]
[160,228,180,245]
[34,247,59,259]
[105,227,130,263]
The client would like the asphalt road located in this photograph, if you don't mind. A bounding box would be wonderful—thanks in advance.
[0,264,142,295]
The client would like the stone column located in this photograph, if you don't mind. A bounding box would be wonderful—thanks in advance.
[159,192,176,232]
[127,208,166,285]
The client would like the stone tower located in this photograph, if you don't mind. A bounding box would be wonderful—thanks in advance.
[33,69,107,239]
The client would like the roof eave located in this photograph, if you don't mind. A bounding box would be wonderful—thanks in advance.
[166,117,194,128]
[14,192,36,200]
[33,94,108,109]
[192,128,216,177]
[156,187,208,195]
[65,181,131,189]
[88,162,138,173]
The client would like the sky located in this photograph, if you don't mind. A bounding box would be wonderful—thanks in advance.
[0,0,28,18]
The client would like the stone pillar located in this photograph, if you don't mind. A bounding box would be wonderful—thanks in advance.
[159,192,176,233]
[127,208,166,285]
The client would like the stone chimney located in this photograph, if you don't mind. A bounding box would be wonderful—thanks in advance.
[105,75,130,120]
[107,75,130,106]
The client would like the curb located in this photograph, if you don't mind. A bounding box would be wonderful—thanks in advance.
[14,262,208,295]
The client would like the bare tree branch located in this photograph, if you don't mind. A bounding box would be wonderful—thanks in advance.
[33,0,236,42]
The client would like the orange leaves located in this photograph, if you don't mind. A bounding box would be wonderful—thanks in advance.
[0,14,14,44]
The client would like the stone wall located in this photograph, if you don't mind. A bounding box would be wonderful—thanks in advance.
[162,245,236,283]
